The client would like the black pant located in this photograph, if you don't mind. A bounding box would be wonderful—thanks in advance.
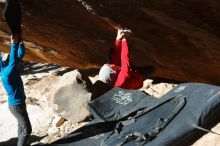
[9,103,32,146]
[3,0,22,36]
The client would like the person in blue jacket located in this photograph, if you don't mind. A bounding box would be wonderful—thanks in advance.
[0,35,32,146]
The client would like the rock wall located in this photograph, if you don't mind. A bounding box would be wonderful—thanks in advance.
[0,0,220,85]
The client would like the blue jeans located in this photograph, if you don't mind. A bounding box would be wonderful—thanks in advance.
[9,103,32,146]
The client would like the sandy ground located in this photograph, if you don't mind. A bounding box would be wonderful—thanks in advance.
[0,62,219,146]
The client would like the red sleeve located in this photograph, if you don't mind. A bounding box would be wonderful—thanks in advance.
[120,39,131,73]
[109,40,122,66]
[114,39,144,89]
[114,39,131,87]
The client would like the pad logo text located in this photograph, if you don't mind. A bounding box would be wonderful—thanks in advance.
[112,91,133,105]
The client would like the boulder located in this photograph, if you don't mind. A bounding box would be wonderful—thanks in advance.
[52,70,92,122]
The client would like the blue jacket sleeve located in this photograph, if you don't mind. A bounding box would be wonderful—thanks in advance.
[17,43,25,59]
[3,43,19,76]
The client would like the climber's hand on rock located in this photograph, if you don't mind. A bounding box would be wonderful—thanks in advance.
[116,29,125,40]
[11,34,21,44]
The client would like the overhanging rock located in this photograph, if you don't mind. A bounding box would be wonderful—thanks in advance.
[0,0,219,84]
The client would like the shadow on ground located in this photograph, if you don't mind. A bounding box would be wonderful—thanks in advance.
[0,135,45,146]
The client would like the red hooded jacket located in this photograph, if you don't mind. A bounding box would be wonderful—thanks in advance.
[109,39,144,89]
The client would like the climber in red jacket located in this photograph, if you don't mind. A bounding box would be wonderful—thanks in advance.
[98,29,155,89]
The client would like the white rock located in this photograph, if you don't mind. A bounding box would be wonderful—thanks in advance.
[52,70,92,122]
[47,127,59,136]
